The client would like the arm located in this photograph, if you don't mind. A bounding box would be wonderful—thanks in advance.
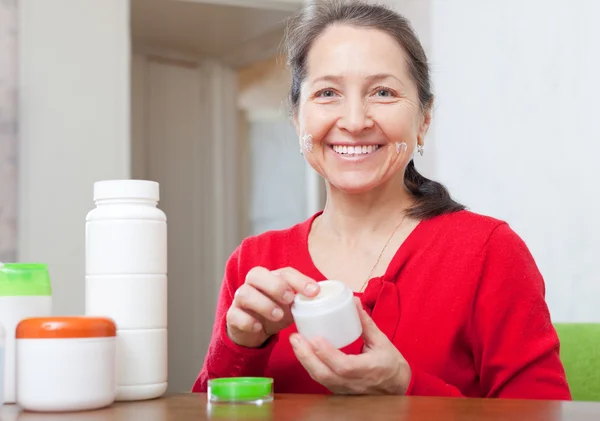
[405,368,466,397]
[406,223,571,400]
[471,223,570,399]
[191,245,278,393]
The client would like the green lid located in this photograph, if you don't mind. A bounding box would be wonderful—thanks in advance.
[207,401,273,419]
[208,377,274,404]
[0,263,52,296]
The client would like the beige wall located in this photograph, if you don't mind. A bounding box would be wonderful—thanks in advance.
[17,0,131,315]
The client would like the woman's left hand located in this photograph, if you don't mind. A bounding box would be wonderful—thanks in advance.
[289,298,412,395]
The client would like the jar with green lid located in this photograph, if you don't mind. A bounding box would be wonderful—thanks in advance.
[0,263,52,404]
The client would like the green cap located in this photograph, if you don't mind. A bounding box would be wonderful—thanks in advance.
[0,263,52,296]
[208,377,273,404]
[207,401,273,419]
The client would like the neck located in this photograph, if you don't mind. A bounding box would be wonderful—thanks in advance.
[317,173,414,245]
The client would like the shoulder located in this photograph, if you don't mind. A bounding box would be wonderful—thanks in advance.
[423,209,510,248]
[433,209,506,232]
[438,210,543,286]
[443,210,531,253]
[226,213,317,275]
[239,218,311,257]
[423,209,536,268]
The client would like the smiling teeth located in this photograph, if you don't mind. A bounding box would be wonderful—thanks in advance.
[333,145,380,155]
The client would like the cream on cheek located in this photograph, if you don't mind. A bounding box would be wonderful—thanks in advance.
[298,97,337,152]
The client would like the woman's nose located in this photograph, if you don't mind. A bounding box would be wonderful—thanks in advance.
[336,97,374,134]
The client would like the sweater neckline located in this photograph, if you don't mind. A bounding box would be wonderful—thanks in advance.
[298,210,434,293]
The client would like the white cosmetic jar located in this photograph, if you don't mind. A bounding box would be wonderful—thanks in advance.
[16,316,117,412]
[291,280,362,349]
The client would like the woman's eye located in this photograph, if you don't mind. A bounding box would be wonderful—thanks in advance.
[375,89,394,97]
[318,89,336,97]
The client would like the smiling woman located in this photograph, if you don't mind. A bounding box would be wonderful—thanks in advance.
[192,0,572,401]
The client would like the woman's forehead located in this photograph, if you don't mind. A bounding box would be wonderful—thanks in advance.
[305,25,410,83]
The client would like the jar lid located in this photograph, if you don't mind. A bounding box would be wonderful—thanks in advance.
[292,280,349,310]
[16,316,117,339]
[0,263,52,297]
[93,179,159,202]
[208,377,274,403]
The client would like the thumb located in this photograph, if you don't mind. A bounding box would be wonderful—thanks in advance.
[354,298,386,345]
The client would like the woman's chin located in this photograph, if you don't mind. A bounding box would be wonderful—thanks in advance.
[328,176,383,195]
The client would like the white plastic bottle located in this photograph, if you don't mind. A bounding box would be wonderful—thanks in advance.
[85,180,168,401]
[0,263,52,404]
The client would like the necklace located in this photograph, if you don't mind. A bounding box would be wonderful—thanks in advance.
[358,213,407,293]
[311,211,408,293]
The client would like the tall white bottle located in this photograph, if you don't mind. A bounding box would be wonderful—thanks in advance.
[85,180,168,401]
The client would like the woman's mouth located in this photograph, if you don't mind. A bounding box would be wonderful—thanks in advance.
[331,144,381,156]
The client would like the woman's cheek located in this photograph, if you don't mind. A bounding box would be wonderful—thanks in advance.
[301,106,338,146]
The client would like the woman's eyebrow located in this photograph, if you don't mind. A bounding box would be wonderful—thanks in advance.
[309,73,405,87]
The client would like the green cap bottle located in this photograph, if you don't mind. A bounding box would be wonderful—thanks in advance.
[0,263,52,296]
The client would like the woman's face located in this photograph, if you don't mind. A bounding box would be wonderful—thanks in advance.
[295,24,431,194]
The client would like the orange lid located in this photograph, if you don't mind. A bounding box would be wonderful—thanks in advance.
[16,316,117,339]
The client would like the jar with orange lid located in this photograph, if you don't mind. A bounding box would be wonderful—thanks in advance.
[16,316,117,412]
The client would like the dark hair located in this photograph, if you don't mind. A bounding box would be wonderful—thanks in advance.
[283,0,465,219]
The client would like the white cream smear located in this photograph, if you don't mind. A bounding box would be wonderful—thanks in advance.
[332,145,380,156]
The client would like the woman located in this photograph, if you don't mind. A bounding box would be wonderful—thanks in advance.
[192,0,571,399]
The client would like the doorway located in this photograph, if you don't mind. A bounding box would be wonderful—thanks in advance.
[129,0,322,393]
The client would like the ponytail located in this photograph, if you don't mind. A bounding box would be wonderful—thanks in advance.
[404,160,466,219]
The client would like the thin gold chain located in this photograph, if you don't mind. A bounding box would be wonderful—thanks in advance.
[310,211,408,293]
[358,212,407,293]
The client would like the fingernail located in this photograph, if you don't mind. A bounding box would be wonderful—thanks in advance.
[290,335,299,346]
[305,283,319,295]
[272,270,281,277]
[253,323,262,332]
[282,290,294,303]
[271,308,284,320]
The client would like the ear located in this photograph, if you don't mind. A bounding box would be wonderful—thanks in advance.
[417,101,433,146]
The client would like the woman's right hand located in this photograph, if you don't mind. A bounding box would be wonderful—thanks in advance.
[226,266,320,348]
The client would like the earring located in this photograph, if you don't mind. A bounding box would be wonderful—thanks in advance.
[302,134,313,153]
[395,142,407,154]
[417,144,424,156]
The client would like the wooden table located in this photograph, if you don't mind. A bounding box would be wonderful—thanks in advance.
[3,393,600,420]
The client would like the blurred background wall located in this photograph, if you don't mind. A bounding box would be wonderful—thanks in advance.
[0,0,18,263]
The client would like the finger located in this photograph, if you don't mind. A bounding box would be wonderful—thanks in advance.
[245,266,295,305]
[355,298,387,345]
[290,333,340,384]
[226,306,262,333]
[234,284,285,322]
[274,267,320,297]
[311,337,365,379]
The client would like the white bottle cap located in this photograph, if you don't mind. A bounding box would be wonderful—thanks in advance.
[93,180,160,202]
[293,280,348,312]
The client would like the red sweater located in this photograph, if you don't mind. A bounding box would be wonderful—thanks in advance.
[192,210,571,399]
